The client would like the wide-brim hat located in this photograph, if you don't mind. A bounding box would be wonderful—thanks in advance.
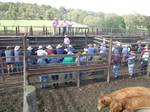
[46,45,53,49]
[64,35,68,37]
[38,45,43,49]
[84,48,88,52]
[69,44,72,48]
[67,51,74,55]
[122,44,127,47]
[6,46,10,49]
[88,44,92,47]
[27,46,33,50]
[14,46,20,51]
[56,44,62,49]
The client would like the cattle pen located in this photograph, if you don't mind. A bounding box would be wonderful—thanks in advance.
[0,27,150,112]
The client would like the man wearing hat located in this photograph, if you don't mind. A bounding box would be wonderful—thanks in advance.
[127,50,136,78]
[63,35,70,48]
[63,51,75,82]
[14,45,22,73]
[55,44,65,63]
[36,45,47,65]
[52,17,59,35]
[140,45,149,75]
[27,46,34,66]
[5,46,14,74]
[87,44,96,61]
[65,44,75,53]
[46,45,54,63]
[46,45,54,55]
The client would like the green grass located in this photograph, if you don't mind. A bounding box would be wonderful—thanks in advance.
[0,20,88,33]
[0,20,87,27]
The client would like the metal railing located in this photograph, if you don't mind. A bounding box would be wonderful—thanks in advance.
[0,26,148,36]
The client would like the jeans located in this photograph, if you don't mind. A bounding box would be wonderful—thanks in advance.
[128,64,135,76]
[39,75,49,88]
[141,60,148,75]
[113,64,119,78]
[64,73,73,80]
[15,62,22,72]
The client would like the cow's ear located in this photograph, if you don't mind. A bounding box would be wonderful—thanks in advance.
[101,99,105,104]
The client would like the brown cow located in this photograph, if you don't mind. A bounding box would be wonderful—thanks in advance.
[97,87,150,111]
[110,95,150,112]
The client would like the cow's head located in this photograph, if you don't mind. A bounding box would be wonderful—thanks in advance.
[97,95,112,111]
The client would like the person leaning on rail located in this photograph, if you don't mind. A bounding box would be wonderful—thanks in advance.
[36,45,47,65]
[140,45,149,75]
[14,46,22,73]
[63,51,75,84]
[126,50,136,78]
[111,44,121,79]
[5,46,14,74]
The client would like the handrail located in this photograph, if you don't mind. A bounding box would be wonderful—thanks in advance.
[27,63,109,77]
[0,26,148,36]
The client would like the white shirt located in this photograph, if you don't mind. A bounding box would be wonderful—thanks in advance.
[37,49,47,56]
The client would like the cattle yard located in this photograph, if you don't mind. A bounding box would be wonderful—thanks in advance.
[0,29,150,112]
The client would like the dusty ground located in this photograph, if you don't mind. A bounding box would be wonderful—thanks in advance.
[37,75,150,112]
[0,88,23,112]
[0,74,150,112]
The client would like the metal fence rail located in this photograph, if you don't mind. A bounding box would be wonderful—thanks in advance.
[0,26,148,36]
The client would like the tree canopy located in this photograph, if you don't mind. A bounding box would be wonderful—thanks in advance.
[0,2,150,32]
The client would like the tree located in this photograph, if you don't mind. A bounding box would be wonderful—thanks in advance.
[83,15,104,27]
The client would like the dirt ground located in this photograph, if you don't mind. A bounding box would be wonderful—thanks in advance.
[0,88,23,112]
[0,75,150,112]
[37,75,150,112]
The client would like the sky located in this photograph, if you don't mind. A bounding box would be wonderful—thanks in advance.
[1,0,150,16]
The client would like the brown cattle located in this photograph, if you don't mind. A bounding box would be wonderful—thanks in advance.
[97,87,150,111]
[110,95,150,112]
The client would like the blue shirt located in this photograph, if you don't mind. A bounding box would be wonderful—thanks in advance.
[5,50,14,63]
[87,47,95,55]
[56,48,64,54]
[122,47,128,56]
[14,50,22,62]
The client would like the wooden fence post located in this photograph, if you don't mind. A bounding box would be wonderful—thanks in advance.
[45,27,48,35]
[76,54,80,88]
[84,34,88,47]
[23,85,38,112]
[23,34,30,112]
[59,27,61,35]
[43,26,45,35]
[29,26,33,36]
[4,26,7,35]
[16,26,18,35]
[18,26,20,34]
[107,38,112,83]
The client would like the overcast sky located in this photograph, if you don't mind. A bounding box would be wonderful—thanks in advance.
[1,0,150,16]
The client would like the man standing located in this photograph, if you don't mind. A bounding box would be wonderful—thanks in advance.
[51,17,59,35]
[63,35,70,48]
[141,45,149,75]
[62,19,68,36]
[112,45,121,79]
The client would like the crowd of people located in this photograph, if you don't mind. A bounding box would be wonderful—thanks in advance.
[111,42,149,79]
[0,36,149,87]
[51,17,73,36]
